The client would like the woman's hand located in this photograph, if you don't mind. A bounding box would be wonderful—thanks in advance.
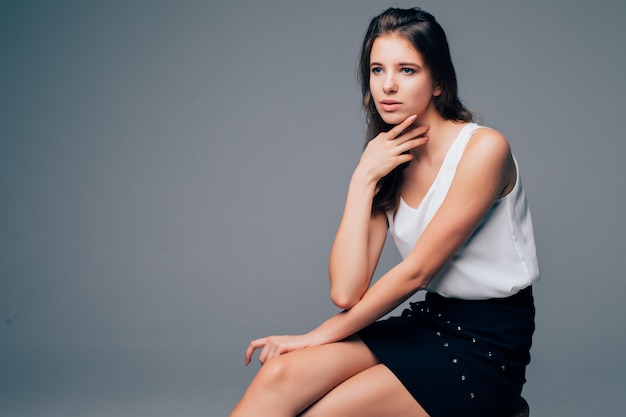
[245,333,322,365]
[356,115,429,182]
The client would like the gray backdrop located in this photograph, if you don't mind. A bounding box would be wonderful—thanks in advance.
[1,0,625,416]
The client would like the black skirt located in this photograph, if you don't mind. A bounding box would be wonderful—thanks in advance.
[357,286,535,417]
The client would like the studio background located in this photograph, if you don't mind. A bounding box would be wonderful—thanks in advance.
[1,1,624,416]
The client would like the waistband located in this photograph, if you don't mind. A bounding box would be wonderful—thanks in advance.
[424,286,534,308]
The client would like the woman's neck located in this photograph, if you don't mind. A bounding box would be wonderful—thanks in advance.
[411,113,467,161]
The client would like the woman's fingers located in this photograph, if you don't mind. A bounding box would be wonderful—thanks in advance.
[245,336,293,365]
[394,124,430,144]
[264,343,282,363]
[258,344,269,364]
[383,116,430,151]
[399,135,429,153]
[245,337,267,365]
[359,116,430,181]
[386,114,417,138]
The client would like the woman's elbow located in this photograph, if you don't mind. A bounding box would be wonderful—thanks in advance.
[329,289,361,310]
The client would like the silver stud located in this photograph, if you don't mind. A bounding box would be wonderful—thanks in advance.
[470,393,475,399]
[488,352,493,357]
[501,365,506,371]
[443,342,449,348]
[457,326,462,331]
[472,338,476,343]
[461,375,467,381]
[446,320,451,324]
[452,358,458,364]
[436,331,441,337]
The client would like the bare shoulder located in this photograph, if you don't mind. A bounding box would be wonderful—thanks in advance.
[458,127,516,196]
[464,127,511,163]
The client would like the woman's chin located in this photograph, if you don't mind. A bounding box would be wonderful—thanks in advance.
[380,112,408,125]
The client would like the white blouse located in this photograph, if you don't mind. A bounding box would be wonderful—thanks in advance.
[386,123,540,300]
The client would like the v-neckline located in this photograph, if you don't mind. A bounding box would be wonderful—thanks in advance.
[399,123,474,212]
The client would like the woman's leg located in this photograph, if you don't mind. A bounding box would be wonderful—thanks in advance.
[301,364,429,417]
[229,336,379,417]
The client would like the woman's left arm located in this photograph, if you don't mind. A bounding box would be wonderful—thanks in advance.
[247,129,516,364]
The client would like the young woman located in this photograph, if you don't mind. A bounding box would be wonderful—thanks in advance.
[230,7,539,417]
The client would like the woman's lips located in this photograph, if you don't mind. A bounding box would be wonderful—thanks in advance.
[380,100,402,111]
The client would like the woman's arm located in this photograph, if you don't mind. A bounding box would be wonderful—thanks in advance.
[328,115,429,309]
[328,177,387,310]
[310,128,516,342]
[246,129,515,364]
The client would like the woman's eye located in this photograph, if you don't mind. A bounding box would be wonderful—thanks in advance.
[371,67,383,74]
[401,68,415,75]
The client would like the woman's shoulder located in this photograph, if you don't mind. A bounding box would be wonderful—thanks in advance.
[464,125,511,162]
[459,125,516,196]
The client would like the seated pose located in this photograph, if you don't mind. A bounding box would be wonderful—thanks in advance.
[230,7,539,417]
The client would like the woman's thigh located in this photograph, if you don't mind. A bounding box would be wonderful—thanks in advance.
[301,364,429,417]
[230,336,379,417]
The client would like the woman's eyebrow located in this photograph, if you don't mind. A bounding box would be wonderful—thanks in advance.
[397,62,421,67]
[369,61,421,67]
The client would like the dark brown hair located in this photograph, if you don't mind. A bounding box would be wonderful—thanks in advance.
[358,7,473,212]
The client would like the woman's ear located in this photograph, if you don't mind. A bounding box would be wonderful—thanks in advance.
[433,84,442,97]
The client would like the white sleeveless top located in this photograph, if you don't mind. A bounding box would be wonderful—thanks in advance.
[386,123,540,300]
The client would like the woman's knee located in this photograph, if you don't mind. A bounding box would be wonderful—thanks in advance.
[230,356,301,417]
[255,354,299,387]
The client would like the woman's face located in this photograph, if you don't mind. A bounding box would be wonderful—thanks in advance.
[369,34,441,125]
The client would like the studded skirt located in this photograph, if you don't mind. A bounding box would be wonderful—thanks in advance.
[357,286,535,417]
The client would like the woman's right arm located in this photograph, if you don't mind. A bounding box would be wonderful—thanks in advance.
[328,175,387,309]
[328,115,429,309]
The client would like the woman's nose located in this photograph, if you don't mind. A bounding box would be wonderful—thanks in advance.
[383,75,397,94]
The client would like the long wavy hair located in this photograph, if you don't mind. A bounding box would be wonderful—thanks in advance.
[358,7,473,212]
